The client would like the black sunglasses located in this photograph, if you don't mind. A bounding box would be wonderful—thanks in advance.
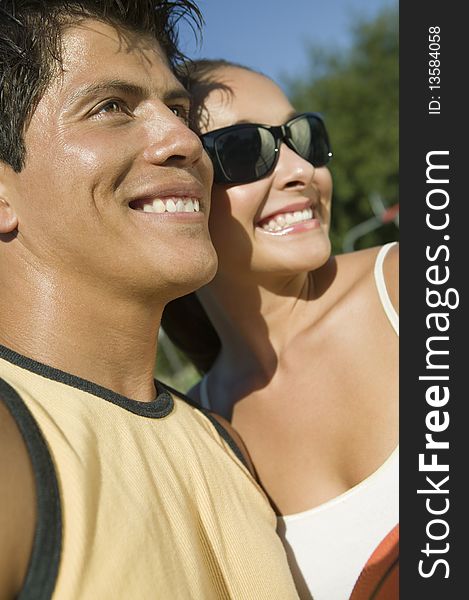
[200,112,333,185]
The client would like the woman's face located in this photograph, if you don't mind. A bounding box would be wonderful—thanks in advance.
[197,67,333,282]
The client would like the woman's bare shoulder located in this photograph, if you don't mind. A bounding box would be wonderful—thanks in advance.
[336,243,398,278]
[330,243,399,311]
[332,245,382,288]
[336,244,384,266]
[0,399,36,597]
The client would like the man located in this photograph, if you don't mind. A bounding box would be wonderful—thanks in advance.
[0,1,299,598]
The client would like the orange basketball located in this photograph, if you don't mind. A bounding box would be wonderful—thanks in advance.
[349,525,399,600]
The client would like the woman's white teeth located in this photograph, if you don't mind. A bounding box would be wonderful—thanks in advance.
[276,215,286,227]
[140,198,200,213]
[262,208,313,232]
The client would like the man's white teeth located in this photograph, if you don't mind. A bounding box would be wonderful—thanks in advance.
[140,198,200,213]
[262,208,313,232]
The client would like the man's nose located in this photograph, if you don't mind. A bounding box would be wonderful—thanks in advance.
[142,107,204,168]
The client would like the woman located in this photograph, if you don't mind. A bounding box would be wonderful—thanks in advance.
[163,59,398,600]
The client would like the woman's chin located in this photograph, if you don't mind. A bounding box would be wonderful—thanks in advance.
[255,234,331,273]
[247,251,331,280]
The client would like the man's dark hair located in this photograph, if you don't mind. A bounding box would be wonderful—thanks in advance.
[0,0,202,172]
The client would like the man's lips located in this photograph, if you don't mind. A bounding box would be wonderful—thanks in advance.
[127,183,205,214]
[129,196,201,214]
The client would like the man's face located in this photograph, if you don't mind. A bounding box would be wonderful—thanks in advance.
[5,20,217,301]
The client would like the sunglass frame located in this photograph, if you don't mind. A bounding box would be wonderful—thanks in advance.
[200,112,333,184]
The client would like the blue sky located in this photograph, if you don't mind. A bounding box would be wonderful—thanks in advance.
[179,0,397,90]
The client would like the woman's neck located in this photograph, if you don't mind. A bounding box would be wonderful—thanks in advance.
[198,269,321,388]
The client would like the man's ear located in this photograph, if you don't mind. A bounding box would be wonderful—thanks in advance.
[0,169,19,233]
[0,198,18,233]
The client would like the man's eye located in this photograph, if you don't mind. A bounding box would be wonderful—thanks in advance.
[170,105,190,123]
[96,100,127,115]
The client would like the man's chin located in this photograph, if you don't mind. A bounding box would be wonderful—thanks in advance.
[164,251,218,300]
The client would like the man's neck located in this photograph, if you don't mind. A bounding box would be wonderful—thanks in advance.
[0,266,163,401]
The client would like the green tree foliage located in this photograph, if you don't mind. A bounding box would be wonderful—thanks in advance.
[288,5,399,252]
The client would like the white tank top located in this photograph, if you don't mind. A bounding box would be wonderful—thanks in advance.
[199,242,399,599]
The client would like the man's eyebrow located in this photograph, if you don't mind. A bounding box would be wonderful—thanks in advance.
[64,79,190,108]
[164,87,191,102]
[64,80,144,108]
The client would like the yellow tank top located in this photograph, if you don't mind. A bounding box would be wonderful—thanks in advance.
[0,345,298,599]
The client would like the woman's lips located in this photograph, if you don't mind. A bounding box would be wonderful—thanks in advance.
[258,207,317,233]
[258,218,321,236]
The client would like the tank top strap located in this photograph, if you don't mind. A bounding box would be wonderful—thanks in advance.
[199,375,211,410]
[374,242,399,336]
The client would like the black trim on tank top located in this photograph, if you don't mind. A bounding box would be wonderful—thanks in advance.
[0,378,62,600]
[203,412,248,469]
[160,381,249,470]
[0,344,173,418]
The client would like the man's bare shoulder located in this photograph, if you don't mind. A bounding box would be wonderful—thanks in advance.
[0,398,36,598]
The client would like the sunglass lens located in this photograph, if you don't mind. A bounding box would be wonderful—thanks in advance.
[215,127,276,183]
[289,116,331,167]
